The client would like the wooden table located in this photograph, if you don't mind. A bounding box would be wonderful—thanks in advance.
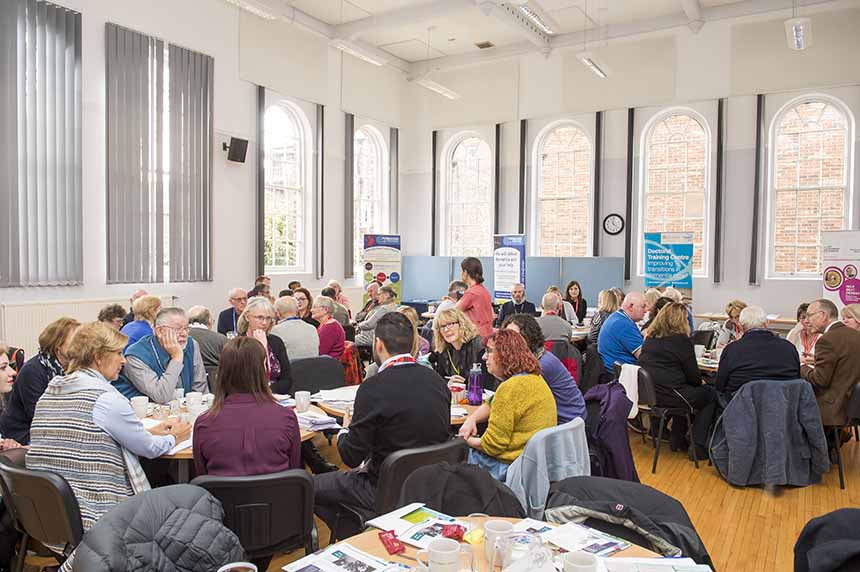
[694,312,797,330]
[151,405,321,483]
[346,516,659,570]
[317,402,481,426]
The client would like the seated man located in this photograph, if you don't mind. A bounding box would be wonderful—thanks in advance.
[598,291,647,372]
[187,306,228,391]
[271,296,319,359]
[321,287,351,326]
[354,286,398,347]
[536,292,573,341]
[216,287,248,336]
[801,299,860,427]
[354,281,381,323]
[495,283,537,327]
[313,313,451,533]
[119,308,208,403]
[714,305,800,397]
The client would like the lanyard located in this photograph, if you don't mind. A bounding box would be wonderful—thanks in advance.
[380,355,416,372]
[802,331,819,354]
[446,348,461,376]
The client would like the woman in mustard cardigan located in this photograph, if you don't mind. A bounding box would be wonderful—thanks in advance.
[464,329,556,481]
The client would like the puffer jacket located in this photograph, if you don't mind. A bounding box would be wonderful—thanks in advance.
[71,485,245,572]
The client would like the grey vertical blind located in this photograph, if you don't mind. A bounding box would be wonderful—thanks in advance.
[169,44,214,282]
[106,23,165,284]
[0,0,82,287]
[389,127,399,234]
[344,113,355,279]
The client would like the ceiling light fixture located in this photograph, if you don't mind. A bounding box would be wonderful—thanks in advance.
[518,4,554,35]
[222,0,278,20]
[330,38,389,66]
[785,0,812,51]
[577,51,609,79]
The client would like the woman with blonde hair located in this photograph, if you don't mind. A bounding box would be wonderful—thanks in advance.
[27,322,190,532]
[587,290,619,345]
[722,299,747,343]
[639,303,717,459]
[121,295,162,348]
[431,308,491,389]
[237,297,292,394]
[841,303,860,331]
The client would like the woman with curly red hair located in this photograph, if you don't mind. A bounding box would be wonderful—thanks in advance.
[462,330,556,481]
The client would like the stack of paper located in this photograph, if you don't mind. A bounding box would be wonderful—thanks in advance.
[366,503,469,550]
[284,543,390,572]
[603,557,712,571]
[542,522,630,557]
[296,410,340,431]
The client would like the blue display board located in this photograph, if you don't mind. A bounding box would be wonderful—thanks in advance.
[560,258,626,308]
[643,232,693,289]
[401,256,454,302]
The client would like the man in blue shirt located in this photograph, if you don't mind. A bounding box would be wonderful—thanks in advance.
[598,291,648,372]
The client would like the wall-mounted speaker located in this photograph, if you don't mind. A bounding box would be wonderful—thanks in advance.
[222,137,248,163]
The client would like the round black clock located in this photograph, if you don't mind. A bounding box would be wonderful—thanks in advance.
[603,213,625,235]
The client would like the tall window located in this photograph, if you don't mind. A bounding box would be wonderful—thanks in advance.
[535,123,592,256]
[641,112,709,274]
[446,136,493,256]
[264,104,307,272]
[354,126,387,272]
[769,98,853,277]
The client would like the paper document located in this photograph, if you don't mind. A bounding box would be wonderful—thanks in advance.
[312,386,360,403]
[366,503,468,549]
[451,406,468,417]
[543,522,630,557]
[602,557,711,571]
[167,439,192,455]
[296,410,340,431]
[283,542,390,572]
[140,418,162,430]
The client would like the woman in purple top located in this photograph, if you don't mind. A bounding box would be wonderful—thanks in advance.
[193,336,301,476]
[312,296,345,360]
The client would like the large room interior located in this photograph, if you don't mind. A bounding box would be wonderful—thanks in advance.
[1,0,860,571]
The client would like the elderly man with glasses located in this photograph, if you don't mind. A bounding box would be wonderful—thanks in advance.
[216,287,249,336]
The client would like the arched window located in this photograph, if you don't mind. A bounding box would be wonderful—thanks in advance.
[446,136,493,256]
[354,126,388,272]
[641,111,709,274]
[534,123,592,256]
[263,103,309,272]
[769,97,853,277]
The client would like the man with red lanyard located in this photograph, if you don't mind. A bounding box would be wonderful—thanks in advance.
[456,257,495,339]
[312,313,451,538]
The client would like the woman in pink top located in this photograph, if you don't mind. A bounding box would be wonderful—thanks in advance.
[456,257,495,339]
[312,296,345,360]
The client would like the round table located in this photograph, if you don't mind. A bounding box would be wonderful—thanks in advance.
[345,516,660,570]
[316,402,481,426]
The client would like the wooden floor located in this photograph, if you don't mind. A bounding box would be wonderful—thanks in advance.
[269,431,860,572]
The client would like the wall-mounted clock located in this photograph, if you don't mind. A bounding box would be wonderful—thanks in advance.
[603,213,625,236]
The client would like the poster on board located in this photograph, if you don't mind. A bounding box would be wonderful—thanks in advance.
[493,234,526,304]
[643,232,694,289]
[363,235,401,303]
[822,230,860,309]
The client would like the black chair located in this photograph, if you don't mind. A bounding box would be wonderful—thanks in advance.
[825,381,860,490]
[0,454,83,572]
[191,469,318,571]
[691,330,716,351]
[332,438,469,541]
[290,356,346,394]
[637,368,699,474]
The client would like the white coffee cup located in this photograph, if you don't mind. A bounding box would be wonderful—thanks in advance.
[216,563,257,572]
[416,537,473,572]
[563,552,599,572]
[483,519,514,562]
[295,391,311,413]
[186,392,203,408]
[694,344,706,359]
[131,396,149,419]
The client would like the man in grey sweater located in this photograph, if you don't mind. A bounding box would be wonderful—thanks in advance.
[271,296,320,359]
[354,286,398,347]
[536,292,573,341]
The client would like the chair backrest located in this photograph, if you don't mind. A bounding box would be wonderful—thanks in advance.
[0,456,83,554]
[637,368,659,408]
[375,438,469,514]
[691,330,716,350]
[191,469,314,559]
[290,356,346,393]
[845,382,860,422]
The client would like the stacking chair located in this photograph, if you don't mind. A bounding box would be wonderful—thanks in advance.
[332,438,469,541]
[690,330,717,351]
[290,356,346,394]
[826,381,860,490]
[0,452,83,572]
[637,368,699,474]
[191,469,317,572]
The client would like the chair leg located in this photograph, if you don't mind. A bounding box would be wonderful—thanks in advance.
[853,425,859,443]
[686,413,699,469]
[306,524,320,554]
[652,414,667,474]
[833,427,845,490]
[639,412,646,444]
[15,533,28,572]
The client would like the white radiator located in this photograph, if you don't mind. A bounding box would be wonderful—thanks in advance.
[0,296,176,358]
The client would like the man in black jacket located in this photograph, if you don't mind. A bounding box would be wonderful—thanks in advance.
[714,305,800,397]
[495,283,536,327]
[313,313,451,534]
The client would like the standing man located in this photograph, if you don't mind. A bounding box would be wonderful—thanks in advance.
[598,291,648,373]
[800,299,860,427]
[217,288,248,336]
[123,289,148,327]
[495,283,536,327]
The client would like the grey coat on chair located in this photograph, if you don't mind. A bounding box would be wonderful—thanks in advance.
[71,485,245,572]
[710,379,830,487]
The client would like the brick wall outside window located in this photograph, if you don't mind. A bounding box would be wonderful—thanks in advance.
[447,137,493,257]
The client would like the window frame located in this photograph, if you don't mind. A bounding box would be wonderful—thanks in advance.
[529,119,595,257]
[765,93,856,280]
[262,98,314,275]
[637,107,712,278]
[353,123,390,275]
[440,131,495,257]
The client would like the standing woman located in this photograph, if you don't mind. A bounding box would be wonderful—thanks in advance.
[293,287,320,328]
[0,317,81,444]
[237,297,293,395]
[564,281,588,324]
[120,295,162,349]
[431,309,491,389]
[455,257,495,339]
[587,290,619,346]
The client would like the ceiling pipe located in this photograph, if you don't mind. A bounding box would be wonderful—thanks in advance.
[682,0,705,33]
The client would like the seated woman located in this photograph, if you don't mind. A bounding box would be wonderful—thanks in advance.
[293,287,320,328]
[312,296,346,360]
[237,297,292,395]
[786,302,820,358]
[501,314,586,424]
[545,285,576,324]
[586,290,618,346]
[120,295,162,349]
[0,344,20,450]
[564,280,588,325]
[719,299,747,346]
[398,306,430,356]
[638,302,717,460]
[193,337,302,476]
[431,308,491,389]
[26,322,190,532]
[461,330,556,481]
[640,296,673,333]
[841,303,860,331]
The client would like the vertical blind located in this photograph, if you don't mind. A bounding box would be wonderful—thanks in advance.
[0,0,82,287]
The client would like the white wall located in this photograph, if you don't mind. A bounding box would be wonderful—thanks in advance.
[398,4,860,317]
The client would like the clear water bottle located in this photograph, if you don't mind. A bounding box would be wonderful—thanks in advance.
[467,363,483,406]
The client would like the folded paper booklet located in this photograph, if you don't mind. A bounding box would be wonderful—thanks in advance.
[366,503,468,549]
[283,543,390,572]
[296,411,340,431]
[543,522,630,558]
[312,386,360,403]
[602,557,712,571]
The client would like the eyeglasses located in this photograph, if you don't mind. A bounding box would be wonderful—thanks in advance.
[294,296,308,302]
[161,325,189,334]
[248,314,273,322]
[230,296,248,302]
[806,310,826,319]
[439,322,459,331]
